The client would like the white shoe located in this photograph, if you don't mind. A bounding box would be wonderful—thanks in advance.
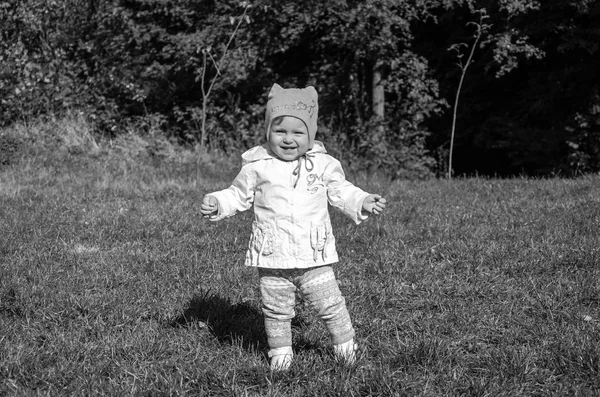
[268,346,293,371]
[333,339,357,364]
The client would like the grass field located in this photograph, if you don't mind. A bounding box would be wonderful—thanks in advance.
[1,121,599,396]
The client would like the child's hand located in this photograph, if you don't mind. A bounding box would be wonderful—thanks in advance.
[362,194,387,215]
[200,195,219,220]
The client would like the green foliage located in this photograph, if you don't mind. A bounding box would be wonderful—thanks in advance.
[479,1,545,78]
[0,0,90,123]
[1,0,599,176]
[1,0,448,177]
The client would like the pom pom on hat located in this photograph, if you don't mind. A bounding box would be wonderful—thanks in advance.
[265,84,319,145]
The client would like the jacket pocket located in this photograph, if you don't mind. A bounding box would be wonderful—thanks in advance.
[250,221,275,256]
[310,221,333,261]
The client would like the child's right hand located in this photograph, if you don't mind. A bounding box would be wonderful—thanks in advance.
[200,195,219,219]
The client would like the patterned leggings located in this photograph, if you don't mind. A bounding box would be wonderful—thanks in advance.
[259,265,355,349]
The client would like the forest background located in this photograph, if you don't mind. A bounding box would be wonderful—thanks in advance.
[1,0,599,178]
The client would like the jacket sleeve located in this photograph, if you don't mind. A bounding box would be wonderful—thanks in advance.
[325,157,370,224]
[206,165,254,221]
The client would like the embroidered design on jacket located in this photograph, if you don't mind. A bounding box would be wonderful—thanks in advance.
[306,173,325,194]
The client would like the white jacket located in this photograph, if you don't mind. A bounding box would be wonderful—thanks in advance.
[208,141,371,269]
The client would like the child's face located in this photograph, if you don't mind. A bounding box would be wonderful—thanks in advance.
[268,116,311,161]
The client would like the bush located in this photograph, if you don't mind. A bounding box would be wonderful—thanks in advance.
[0,133,21,166]
[566,94,600,174]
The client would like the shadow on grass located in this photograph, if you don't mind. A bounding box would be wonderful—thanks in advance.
[169,290,327,362]
[170,289,268,352]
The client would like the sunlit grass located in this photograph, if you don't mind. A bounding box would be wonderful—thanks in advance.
[1,119,599,395]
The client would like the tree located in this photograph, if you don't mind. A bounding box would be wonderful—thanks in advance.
[196,2,252,152]
[414,0,571,175]
[447,10,490,179]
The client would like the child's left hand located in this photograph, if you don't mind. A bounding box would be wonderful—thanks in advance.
[362,194,387,215]
[200,195,219,219]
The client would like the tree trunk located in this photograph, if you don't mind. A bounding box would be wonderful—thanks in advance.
[370,66,385,174]
[372,67,384,119]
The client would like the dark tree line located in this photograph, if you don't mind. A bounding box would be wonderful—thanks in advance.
[1,0,598,176]
[418,0,600,176]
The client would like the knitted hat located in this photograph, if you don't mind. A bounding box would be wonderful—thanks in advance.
[265,84,319,146]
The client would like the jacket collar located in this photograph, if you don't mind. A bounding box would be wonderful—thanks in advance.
[242,140,327,165]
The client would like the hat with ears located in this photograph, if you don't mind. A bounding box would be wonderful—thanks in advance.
[265,83,319,146]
